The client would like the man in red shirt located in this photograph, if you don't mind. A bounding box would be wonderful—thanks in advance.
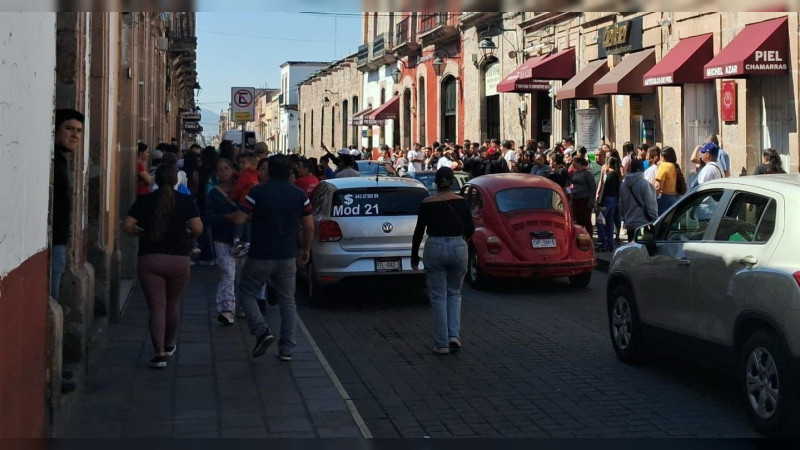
[294,158,319,196]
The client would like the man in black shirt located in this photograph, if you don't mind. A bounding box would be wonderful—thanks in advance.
[228,155,314,360]
[51,109,84,300]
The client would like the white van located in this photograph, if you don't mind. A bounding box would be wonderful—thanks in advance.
[221,130,260,148]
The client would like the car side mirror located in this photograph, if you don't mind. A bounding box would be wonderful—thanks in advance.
[634,223,657,256]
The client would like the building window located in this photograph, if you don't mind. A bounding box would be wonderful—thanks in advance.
[441,75,457,143]
[418,76,426,145]
[342,100,349,147]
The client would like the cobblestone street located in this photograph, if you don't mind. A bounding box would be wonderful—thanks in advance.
[64,265,761,438]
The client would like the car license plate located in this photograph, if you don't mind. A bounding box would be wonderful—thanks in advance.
[374,257,402,272]
[532,238,556,248]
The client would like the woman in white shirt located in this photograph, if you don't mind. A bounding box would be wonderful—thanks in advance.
[643,147,660,186]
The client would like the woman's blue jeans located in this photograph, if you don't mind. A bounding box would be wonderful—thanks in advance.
[597,196,618,248]
[423,236,468,349]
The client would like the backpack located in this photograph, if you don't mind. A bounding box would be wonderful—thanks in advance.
[675,165,687,195]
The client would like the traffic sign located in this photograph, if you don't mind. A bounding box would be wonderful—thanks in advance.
[231,87,255,123]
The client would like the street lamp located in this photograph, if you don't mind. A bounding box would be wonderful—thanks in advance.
[391,66,402,84]
[479,37,497,60]
[432,56,446,77]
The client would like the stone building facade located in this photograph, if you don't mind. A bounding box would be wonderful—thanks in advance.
[0,11,198,437]
[298,54,363,158]
[514,11,799,178]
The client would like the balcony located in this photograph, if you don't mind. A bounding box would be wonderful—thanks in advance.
[394,16,421,57]
[356,43,370,71]
[459,12,503,28]
[371,32,396,65]
[418,12,460,46]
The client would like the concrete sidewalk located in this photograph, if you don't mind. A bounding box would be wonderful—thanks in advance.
[61,266,365,438]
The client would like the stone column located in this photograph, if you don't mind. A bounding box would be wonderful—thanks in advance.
[56,11,96,368]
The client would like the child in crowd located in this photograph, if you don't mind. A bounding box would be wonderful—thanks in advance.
[229,152,260,257]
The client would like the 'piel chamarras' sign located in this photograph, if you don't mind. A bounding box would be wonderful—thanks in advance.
[704,17,789,79]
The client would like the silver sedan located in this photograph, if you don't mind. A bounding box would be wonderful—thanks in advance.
[301,176,430,304]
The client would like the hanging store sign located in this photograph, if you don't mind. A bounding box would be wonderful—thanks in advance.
[598,17,643,58]
[183,122,203,132]
[485,62,501,96]
[721,80,737,122]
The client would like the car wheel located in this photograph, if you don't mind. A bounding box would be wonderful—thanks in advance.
[608,284,646,364]
[569,271,592,288]
[306,261,329,307]
[467,248,490,290]
[740,329,800,436]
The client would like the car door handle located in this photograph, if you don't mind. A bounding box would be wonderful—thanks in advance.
[676,258,691,266]
[739,256,758,266]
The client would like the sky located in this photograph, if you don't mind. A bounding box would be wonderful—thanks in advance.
[195,11,363,128]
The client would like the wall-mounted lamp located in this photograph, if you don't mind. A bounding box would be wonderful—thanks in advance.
[391,66,402,84]
[323,96,331,107]
[432,56,446,77]
[473,25,518,68]
[659,17,672,32]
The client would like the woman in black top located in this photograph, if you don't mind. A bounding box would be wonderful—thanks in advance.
[412,168,475,355]
[547,152,570,189]
[123,165,203,368]
[596,156,621,252]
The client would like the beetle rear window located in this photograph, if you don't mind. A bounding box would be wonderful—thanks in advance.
[495,188,565,214]
[331,187,429,217]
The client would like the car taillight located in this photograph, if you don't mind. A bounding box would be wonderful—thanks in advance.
[793,271,800,288]
[576,233,593,251]
[318,220,342,242]
[486,236,502,254]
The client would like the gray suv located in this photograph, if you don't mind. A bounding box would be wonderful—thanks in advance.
[302,176,430,304]
[607,175,800,436]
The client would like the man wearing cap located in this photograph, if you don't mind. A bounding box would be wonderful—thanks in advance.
[485,147,510,174]
[696,142,724,185]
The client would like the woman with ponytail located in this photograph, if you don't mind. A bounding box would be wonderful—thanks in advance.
[124,164,203,368]
[754,148,786,175]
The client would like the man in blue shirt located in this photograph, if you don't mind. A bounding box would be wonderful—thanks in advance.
[228,154,314,360]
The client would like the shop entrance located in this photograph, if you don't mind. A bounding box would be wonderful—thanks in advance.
[755,76,793,171]
[484,61,501,141]
[535,91,552,145]
[683,84,719,182]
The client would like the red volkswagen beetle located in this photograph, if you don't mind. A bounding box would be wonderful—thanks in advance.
[461,173,596,289]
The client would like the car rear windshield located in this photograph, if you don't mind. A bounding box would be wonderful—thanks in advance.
[331,187,429,217]
[495,187,565,214]
[356,161,393,176]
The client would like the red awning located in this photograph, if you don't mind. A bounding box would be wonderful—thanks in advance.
[557,59,609,100]
[704,16,789,79]
[497,48,576,93]
[643,34,713,86]
[349,107,373,126]
[365,96,400,125]
[593,49,656,95]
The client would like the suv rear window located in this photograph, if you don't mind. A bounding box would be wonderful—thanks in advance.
[331,187,429,217]
[495,188,565,214]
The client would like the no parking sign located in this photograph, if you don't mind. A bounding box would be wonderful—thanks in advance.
[231,87,255,122]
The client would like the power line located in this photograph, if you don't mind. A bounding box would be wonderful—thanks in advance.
[197,29,330,42]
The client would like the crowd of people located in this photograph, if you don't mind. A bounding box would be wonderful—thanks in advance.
[104,126,791,366]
